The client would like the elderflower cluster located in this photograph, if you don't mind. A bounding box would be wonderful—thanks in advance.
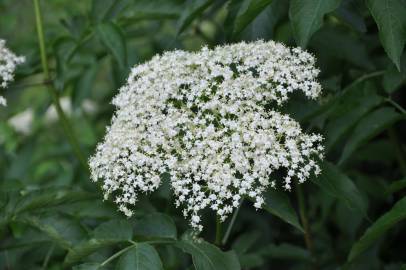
[90,40,324,231]
[0,39,25,106]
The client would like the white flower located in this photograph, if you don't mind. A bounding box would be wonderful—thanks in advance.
[8,108,34,135]
[0,96,6,106]
[45,97,72,123]
[0,39,25,106]
[89,40,324,231]
[81,99,98,115]
[45,97,99,124]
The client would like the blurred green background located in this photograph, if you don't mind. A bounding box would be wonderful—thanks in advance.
[0,0,406,269]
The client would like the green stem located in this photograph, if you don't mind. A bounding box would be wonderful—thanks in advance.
[33,0,88,171]
[33,0,49,78]
[221,199,243,246]
[215,216,222,246]
[296,184,314,256]
[4,251,10,270]
[145,239,174,245]
[100,244,136,267]
[343,70,385,92]
[302,70,385,123]
[41,244,55,270]
[386,98,406,115]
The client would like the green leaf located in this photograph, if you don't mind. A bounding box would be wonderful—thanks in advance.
[289,0,342,47]
[91,0,130,22]
[94,220,133,241]
[116,243,163,270]
[312,162,367,216]
[261,189,304,232]
[242,0,288,40]
[231,231,260,255]
[22,215,86,249]
[175,233,241,270]
[0,227,50,250]
[123,0,182,22]
[91,0,112,22]
[311,25,374,69]
[14,188,93,214]
[61,15,88,39]
[384,54,406,93]
[352,140,396,166]
[53,37,86,91]
[96,22,127,68]
[258,243,311,261]
[224,0,245,40]
[133,213,177,240]
[64,220,133,265]
[335,0,367,33]
[176,0,214,35]
[73,64,99,107]
[73,263,100,270]
[366,0,406,70]
[60,200,120,220]
[232,0,274,37]
[325,85,383,151]
[339,107,402,164]
[65,238,118,266]
[348,196,406,261]
[238,254,264,269]
[353,173,388,201]
[385,178,406,195]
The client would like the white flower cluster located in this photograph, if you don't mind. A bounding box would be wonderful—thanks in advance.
[90,40,324,231]
[0,39,25,106]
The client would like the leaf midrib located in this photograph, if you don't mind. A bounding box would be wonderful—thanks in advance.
[189,242,217,270]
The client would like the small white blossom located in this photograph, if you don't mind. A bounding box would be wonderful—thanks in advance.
[45,97,99,124]
[89,40,324,231]
[81,99,98,114]
[45,97,72,123]
[0,39,25,106]
[8,108,34,135]
[0,96,6,106]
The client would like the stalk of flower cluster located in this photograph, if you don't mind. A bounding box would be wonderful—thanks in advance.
[296,184,314,254]
[221,199,242,245]
[90,40,324,231]
[215,216,222,246]
[33,0,88,171]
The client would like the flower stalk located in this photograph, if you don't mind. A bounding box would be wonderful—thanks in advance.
[221,199,243,246]
[297,184,313,253]
[215,216,222,246]
[296,184,319,270]
[33,0,88,171]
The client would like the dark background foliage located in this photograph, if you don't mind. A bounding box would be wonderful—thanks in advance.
[0,0,406,269]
